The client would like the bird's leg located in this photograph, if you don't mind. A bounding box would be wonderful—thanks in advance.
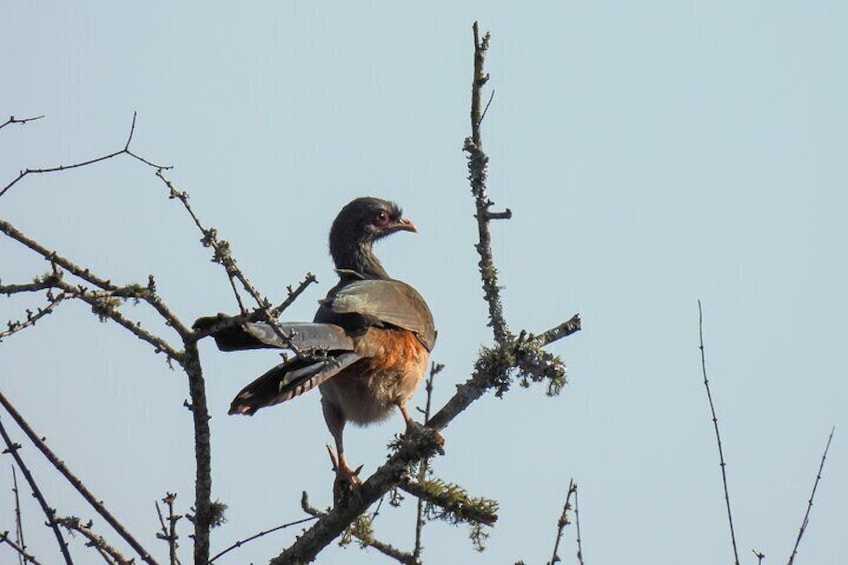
[322,400,362,486]
[397,401,424,435]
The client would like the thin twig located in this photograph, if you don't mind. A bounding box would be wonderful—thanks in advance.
[0,291,67,340]
[548,479,576,565]
[1,112,170,198]
[0,531,43,565]
[0,416,72,564]
[0,220,190,345]
[574,483,585,565]
[787,426,835,565]
[57,517,134,565]
[413,363,443,560]
[52,280,183,362]
[11,466,26,565]
[753,549,765,564]
[155,170,265,313]
[0,115,45,130]
[698,300,740,565]
[155,493,181,565]
[271,273,319,317]
[208,516,318,564]
[0,391,159,564]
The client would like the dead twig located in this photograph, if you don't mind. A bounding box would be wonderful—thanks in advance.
[0,114,45,130]
[548,479,577,565]
[698,300,740,565]
[1,112,170,198]
[208,514,318,564]
[786,426,835,565]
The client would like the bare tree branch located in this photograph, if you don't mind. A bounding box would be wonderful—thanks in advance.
[787,426,835,565]
[0,219,191,345]
[0,291,67,340]
[698,300,740,565]
[0,391,159,564]
[208,515,317,565]
[1,112,170,198]
[464,21,511,345]
[548,479,576,565]
[0,115,45,130]
[155,493,181,565]
[413,362,443,561]
[0,416,72,564]
[57,517,134,565]
[0,530,43,565]
[302,494,418,565]
[574,482,585,565]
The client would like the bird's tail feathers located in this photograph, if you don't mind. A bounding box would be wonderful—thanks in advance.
[228,352,361,415]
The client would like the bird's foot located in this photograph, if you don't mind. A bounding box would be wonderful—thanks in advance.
[403,419,445,448]
[325,445,363,487]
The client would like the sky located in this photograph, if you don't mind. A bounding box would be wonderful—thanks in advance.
[2,2,847,564]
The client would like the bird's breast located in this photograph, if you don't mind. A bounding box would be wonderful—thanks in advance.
[319,328,429,425]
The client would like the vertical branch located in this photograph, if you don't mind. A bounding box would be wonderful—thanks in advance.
[0,416,72,565]
[156,493,181,565]
[181,341,212,565]
[12,467,26,565]
[464,21,512,345]
[786,426,835,565]
[574,484,584,565]
[698,300,740,565]
[413,363,443,561]
[548,479,576,565]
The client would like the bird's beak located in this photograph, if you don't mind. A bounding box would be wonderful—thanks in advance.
[394,217,417,233]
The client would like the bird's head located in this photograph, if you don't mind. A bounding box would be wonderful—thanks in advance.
[329,197,416,277]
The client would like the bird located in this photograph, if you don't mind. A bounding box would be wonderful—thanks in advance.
[194,197,436,486]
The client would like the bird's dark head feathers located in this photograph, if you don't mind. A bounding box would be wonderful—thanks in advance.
[329,197,416,277]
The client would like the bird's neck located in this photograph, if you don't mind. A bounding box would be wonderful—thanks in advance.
[332,240,390,279]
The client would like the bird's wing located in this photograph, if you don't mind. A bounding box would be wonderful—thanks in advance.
[317,278,436,352]
[229,352,362,415]
[193,316,354,353]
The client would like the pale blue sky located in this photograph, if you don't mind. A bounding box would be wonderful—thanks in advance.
[2,2,846,564]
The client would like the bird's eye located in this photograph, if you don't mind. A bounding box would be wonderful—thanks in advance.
[376,211,389,225]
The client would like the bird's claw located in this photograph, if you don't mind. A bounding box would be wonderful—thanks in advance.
[325,444,363,486]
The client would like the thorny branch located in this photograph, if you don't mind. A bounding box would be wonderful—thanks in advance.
[787,426,835,565]
[156,170,314,359]
[548,479,577,565]
[574,484,585,565]
[698,300,740,565]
